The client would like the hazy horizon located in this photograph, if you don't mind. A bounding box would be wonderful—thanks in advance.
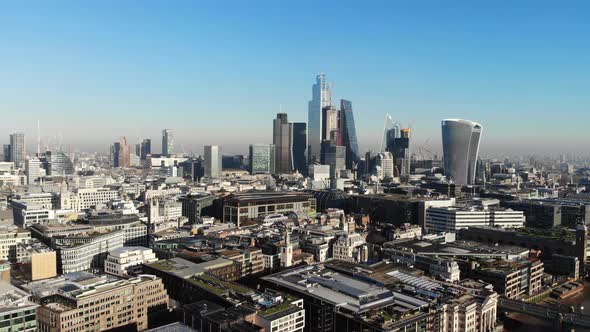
[2,2,589,156]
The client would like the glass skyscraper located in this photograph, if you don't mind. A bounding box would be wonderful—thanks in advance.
[307,73,331,164]
[273,113,292,174]
[140,138,151,160]
[48,151,75,175]
[441,119,482,185]
[340,99,360,169]
[162,129,173,156]
[290,122,307,175]
[9,132,25,169]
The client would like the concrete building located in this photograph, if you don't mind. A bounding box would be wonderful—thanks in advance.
[0,281,38,332]
[204,145,222,178]
[68,187,120,211]
[332,233,366,263]
[426,205,525,234]
[0,226,31,261]
[36,275,169,332]
[179,193,215,223]
[25,157,42,184]
[222,192,316,227]
[105,246,158,277]
[249,144,275,174]
[441,292,498,332]
[375,152,394,180]
[218,247,264,277]
[441,119,482,185]
[15,239,57,280]
[254,292,305,332]
[467,259,544,299]
[51,230,125,273]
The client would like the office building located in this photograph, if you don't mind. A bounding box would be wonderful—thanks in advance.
[204,145,222,178]
[2,144,10,162]
[105,246,158,277]
[321,105,340,145]
[15,239,57,281]
[392,128,411,176]
[273,113,292,174]
[223,192,316,227]
[141,138,152,160]
[0,281,38,332]
[0,227,31,261]
[26,157,42,184]
[426,205,525,233]
[290,122,307,175]
[385,123,401,153]
[249,144,275,174]
[254,292,305,332]
[321,141,345,179]
[162,129,174,156]
[308,73,331,164]
[36,275,169,332]
[9,132,25,168]
[340,99,360,169]
[375,152,395,180]
[47,151,75,176]
[111,136,131,168]
[179,193,215,223]
[441,119,482,185]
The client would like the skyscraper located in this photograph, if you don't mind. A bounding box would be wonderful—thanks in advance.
[308,73,331,164]
[340,99,360,169]
[392,128,411,176]
[204,145,222,178]
[290,122,307,175]
[273,113,292,174]
[3,144,11,162]
[111,137,131,168]
[140,139,151,160]
[249,144,275,174]
[441,119,482,185]
[162,129,173,156]
[9,132,25,169]
[26,157,42,184]
[385,124,400,153]
[375,152,395,180]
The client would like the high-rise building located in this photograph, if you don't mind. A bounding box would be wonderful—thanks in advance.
[321,105,340,144]
[48,151,75,176]
[385,123,401,153]
[308,73,331,164]
[135,143,141,157]
[273,113,292,174]
[392,128,411,176]
[111,137,130,168]
[249,144,275,174]
[204,145,222,178]
[321,141,345,179]
[9,132,25,169]
[162,129,173,156]
[26,157,42,184]
[340,99,360,169]
[290,122,307,175]
[140,138,151,160]
[375,152,395,180]
[2,144,10,162]
[441,119,482,185]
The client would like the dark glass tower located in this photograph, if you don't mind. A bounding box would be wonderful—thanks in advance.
[140,139,151,160]
[340,100,360,169]
[290,122,307,175]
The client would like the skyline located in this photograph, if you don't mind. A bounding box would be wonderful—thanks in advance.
[2,1,589,155]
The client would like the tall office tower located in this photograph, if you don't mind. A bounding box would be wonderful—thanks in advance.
[162,129,173,156]
[321,140,346,178]
[9,132,25,169]
[375,152,395,180]
[26,157,42,184]
[385,125,400,153]
[576,223,587,274]
[321,105,341,144]
[249,144,275,174]
[135,144,141,157]
[204,145,222,178]
[3,144,11,162]
[340,100,360,169]
[392,128,411,176]
[441,119,482,185]
[140,138,151,160]
[112,137,130,168]
[308,73,331,164]
[290,122,307,175]
[273,113,292,174]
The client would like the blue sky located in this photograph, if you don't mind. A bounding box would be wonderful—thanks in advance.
[1,1,589,155]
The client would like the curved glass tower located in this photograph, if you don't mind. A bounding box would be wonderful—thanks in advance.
[49,151,75,175]
[441,119,482,185]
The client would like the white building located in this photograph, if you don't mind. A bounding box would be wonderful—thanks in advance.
[0,227,31,261]
[441,291,498,332]
[332,233,366,263]
[68,188,120,211]
[104,246,157,277]
[204,145,222,178]
[375,152,395,180]
[254,293,305,332]
[426,206,525,234]
[56,230,124,273]
[25,157,42,184]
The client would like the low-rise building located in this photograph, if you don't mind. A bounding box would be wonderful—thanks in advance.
[426,205,525,233]
[15,239,57,280]
[105,246,158,277]
[0,226,31,261]
[0,281,38,332]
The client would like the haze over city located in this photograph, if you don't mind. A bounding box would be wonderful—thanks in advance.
[2,1,589,155]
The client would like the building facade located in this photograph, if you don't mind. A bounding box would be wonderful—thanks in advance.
[204,145,222,178]
[273,113,292,174]
[441,119,482,185]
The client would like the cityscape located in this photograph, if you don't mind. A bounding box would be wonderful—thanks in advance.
[2,3,590,332]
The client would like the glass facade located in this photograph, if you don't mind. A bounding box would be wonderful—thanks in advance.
[340,99,360,169]
[204,145,222,178]
[291,122,307,175]
[49,151,74,175]
[249,144,275,174]
[307,73,331,164]
[441,119,482,185]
